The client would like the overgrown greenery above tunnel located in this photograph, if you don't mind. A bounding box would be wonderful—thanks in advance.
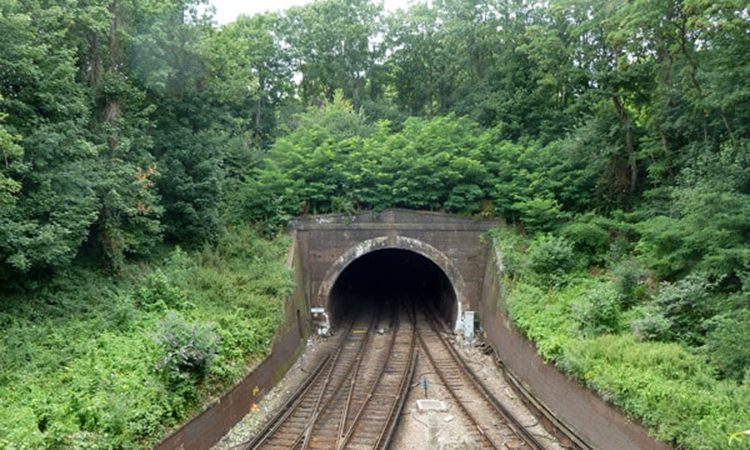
[1,0,749,448]
[2,0,749,278]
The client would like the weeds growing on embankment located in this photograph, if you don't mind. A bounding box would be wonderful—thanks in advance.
[491,226,750,450]
[0,226,291,449]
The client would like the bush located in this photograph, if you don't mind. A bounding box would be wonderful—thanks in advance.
[527,234,577,286]
[636,185,750,281]
[155,312,220,384]
[514,196,567,233]
[612,258,650,306]
[106,296,139,332]
[494,227,750,450]
[629,305,671,342]
[655,272,719,345]
[136,269,192,311]
[705,309,750,382]
[0,227,289,448]
[490,227,526,279]
[558,334,750,450]
[561,219,610,266]
[572,283,622,337]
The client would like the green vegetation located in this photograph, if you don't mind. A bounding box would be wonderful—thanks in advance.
[1,0,749,448]
[491,226,750,450]
[0,228,290,448]
[3,0,748,277]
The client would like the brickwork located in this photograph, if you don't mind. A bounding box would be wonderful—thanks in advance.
[291,209,500,328]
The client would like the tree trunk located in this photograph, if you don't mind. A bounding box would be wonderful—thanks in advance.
[627,124,637,193]
[612,95,638,194]
[255,77,264,132]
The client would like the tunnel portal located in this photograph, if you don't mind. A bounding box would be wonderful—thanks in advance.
[328,249,457,328]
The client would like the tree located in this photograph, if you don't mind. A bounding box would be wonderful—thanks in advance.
[284,0,383,107]
[0,0,99,275]
[0,109,22,207]
[208,13,294,145]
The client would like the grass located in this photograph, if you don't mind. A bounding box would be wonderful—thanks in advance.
[493,230,750,450]
[0,226,291,449]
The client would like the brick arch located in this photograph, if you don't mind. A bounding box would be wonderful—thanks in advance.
[317,235,466,331]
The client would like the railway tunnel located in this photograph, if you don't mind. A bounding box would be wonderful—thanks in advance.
[328,249,457,329]
[155,210,674,450]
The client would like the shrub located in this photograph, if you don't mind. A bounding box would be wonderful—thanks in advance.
[612,258,650,306]
[609,235,634,264]
[558,334,750,450]
[655,272,719,346]
[136,269,191,311]
[705,309,750,382]
[572,283,622,337]
[561,220,610,266]
[494,232,750,450]
[513,196,567,233]
[155,312,220,383]
[490,227,526,279]
[527,234,577,286]
[0,228,289,448]
[106,296,139,332]
[629,305,671,342]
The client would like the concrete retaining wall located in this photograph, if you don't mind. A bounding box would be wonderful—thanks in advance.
[154,232,310,450]
[479,243,673,450]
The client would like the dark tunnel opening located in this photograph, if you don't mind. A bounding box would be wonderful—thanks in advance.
[329,249,456,329]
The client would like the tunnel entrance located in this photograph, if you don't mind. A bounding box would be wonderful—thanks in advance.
[328,249,457,329]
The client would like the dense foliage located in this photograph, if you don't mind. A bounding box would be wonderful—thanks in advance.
[492,226,750,449]
[0,227,290,448]
[1,0,749,448]
[2,0,748,273]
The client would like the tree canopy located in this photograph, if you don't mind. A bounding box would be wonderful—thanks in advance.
[2,0,748,276]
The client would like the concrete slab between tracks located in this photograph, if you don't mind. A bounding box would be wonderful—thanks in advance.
[480,239,674,450]
[416,399,449,413]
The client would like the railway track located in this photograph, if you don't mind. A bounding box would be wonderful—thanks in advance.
[335,305,416,450]
[243,303,548,450]
[415,308,545,450]
[243,304,416,450]
[243,313,376,450]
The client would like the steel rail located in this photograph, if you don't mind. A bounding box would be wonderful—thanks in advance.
[231,352,331,450]
[335,302,417,450]
[299,313,378,449]
[416,313,500,450]
[373,304,418,450]
[334,303,396,449]
[495,356,590,450]
[244,301,552,450]
[422,308,546,450]
[243,315,360,450]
